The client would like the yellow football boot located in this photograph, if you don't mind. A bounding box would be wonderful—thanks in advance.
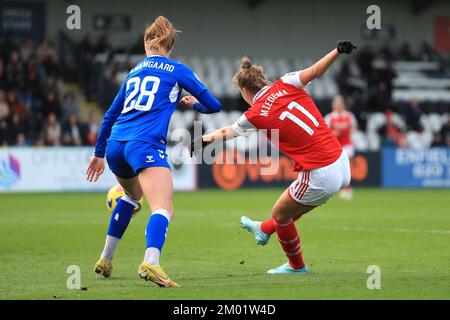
[138,262,180,288]
[94,258,113,278]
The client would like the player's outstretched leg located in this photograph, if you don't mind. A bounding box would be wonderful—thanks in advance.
[240,216,270,245]
[241,215,302,246]
[94,193,140,277]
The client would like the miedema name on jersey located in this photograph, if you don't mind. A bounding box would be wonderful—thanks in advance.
[260,89,288,117]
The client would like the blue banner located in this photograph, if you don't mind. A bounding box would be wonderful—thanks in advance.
[382,148,450,188]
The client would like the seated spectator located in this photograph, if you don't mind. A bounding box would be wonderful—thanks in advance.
[398,42,414,61]
[20,38,35,62]
[0,91,9,121]
[5,51,24,89]
[0,91,9,145]
[0,33,18,63]
[15,132,30,146]
[380,41,395,61]
[404,98,422,131]
[7,113,27,145]
[44,113,61,146]
[7,89,27,123]
[62,91,79,122]
[42,91,62,119]
[431,132,444,147]
[62,114,85,146]
[85,112,99,145]
[378,111,407,147]
[24,55,40,91]
[0,58,6,90]
[37,38,58,77]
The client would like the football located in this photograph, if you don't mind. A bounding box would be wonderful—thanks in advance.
[106,184,143,215]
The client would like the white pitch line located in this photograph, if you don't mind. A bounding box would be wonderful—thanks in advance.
[319,226,450,235]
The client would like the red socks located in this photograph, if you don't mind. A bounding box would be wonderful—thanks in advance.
[273,218,305,269]
[260,215,301,235]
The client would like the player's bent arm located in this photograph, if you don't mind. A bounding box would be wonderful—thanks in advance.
[299,40,357,86]
[193,90,221,114]
[94,84,126,158]
[177,64,221,114]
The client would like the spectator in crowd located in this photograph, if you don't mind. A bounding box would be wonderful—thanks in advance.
[15,132,30,146]
[0,58,6,90]
[0,91,9,145]
[85,112,99,145]
[5,51,24,89]
[7,113,27,145]
[7,89,27,123]
[377,60,397,100]
[94,35,112,55]
[44,113,61,146]
[379,41,395,61]
[42,91,62,119]
[378,110,407,147]
[368,82,391,111]
[398,42,414,61]
[419,42,439,62]
[61,91,79,122]
[0,33,18,63]
[336,61,362,96]
[37,38,58,77]
[41,76,59,99]
[404,98,422,131]
[0,91,9,120]
[62,114,85,146]
[20,38,35,62]
[357,45,375,80]
[24,55,40,92]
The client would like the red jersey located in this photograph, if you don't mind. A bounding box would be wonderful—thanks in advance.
[233,73,342,172]
[324,111,357,147]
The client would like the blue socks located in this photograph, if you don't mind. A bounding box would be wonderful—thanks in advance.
[144,209,171,265]
[107,194,138,239]
[145,209,171,250]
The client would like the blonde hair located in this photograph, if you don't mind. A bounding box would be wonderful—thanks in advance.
[144,16,180,54]
[233,57,269,95]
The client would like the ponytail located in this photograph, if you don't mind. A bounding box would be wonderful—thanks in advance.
[144,16,180,54]
[233,57,269,95]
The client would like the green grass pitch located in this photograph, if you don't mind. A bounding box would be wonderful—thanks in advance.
[0,188,449,300]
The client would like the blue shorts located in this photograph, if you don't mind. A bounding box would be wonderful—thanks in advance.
[105,140,170,179]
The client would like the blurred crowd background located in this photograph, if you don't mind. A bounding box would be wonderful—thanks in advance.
[0,0,449,151]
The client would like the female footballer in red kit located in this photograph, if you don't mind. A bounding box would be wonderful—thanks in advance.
[191,41,356,274]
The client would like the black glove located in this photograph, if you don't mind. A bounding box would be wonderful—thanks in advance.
[189,136,212,157]
[337,40,357,54]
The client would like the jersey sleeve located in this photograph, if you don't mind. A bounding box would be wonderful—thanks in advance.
[177,63,221,113]
[94,82,126,157]
[281,71,305,89]
[231,113,258,137]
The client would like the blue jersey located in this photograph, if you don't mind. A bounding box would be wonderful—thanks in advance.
[95,55,221,158]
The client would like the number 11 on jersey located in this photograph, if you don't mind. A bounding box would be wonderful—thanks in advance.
[279,101,319,135]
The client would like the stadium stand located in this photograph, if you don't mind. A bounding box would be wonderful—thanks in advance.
[0,31,449,150]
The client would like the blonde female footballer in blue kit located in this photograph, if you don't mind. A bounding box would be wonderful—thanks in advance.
[86,16,221,287]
